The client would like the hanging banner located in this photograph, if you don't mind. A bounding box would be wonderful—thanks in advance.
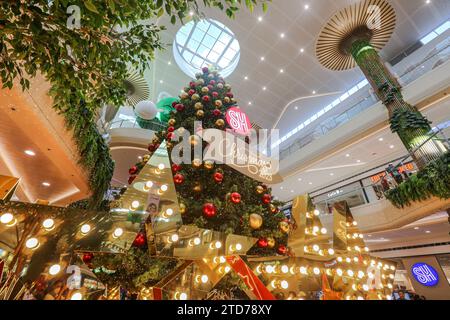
[226,256,275,300]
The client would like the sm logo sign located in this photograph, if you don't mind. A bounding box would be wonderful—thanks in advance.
[411,263,439,287]
[226,107,252,135]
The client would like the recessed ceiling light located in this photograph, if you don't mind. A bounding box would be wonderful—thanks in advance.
[304,4,310,10]
[279,69,284,73]
[425,230,431,233]
[425,0,431,4]
[25,150,36,156]
[244,76,248,80]
[258,16,263,22]
[389,145,394,149]
[300,48,304,53]
[291,190,294,193]
[280,186,284,190]
[248,101,252,105]
[260,56,265,61]
[280,33,285,38]
[312,90,316,94]
[168,61,171,65]
[308,182,313,185]
[330,173,334,176]
[414,227,419,230]
[378,137,383,141]
[262,86,267,91]
[159,80,163,84]
[294,106,298,110]
[298,178,302,181]
[367,234,372,237]
[189,11,194,16]
[345,153,350,157]
[356,160,361,163]
[42,182,50,187]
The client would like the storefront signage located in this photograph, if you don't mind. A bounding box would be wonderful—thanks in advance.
[411,262,439,287]
[226,107,252,135]
[370,162,414,183]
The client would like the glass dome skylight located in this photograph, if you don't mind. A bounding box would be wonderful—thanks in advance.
[173,19,240,78]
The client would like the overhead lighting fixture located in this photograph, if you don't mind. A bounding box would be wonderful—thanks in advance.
[24,150,36,156]
[248,102,252,105]
[308,182,312,185]
[258,16,263,22]
[345,153,350,157]
[300,48,304,53]
[329,173,334,176]
[244,76,248,80]
[312,90,316,94]
[389,145,395,149]
[168,61,171,65]
[304,4,310,10]
[425,0,431,4]
[42,182,50,187]
[298,178,302,181]
[356,160,361,163]
[260,56,265,61]
[262,86,267,91]
[425,230,431,233]
[378,137,384,141]
[414,227,419,230]
[294,106,298,110]
[159,80,163,84]
[280,33,285,38]
[279,69,284,73]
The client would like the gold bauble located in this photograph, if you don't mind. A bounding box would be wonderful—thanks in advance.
[201,87,209,93]
[192,93,200,101]
[196,110,204,118]
[192,159,202,168]
[225,84,231,90]
[279,221,290,234]
[215,100,223,108]
[168,119,176,126]
[193,183,202,193]
[270,204,278,213]
[224,97,230,104]
[204,160,214,170]
[231,98,237,103]
[196,78,205,85]
[179,203,186,214]
[194,102,203,110]
[267,237,276,248]
[249,213,263,230]
[190,135,200,146]
[256,185,264,194]
[215,119,225,128]
[180,92,189,99]
[143,155,150,162]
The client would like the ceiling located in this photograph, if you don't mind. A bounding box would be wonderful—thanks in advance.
[149,0,450,131]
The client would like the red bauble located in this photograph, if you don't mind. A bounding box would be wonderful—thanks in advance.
[188,89,196,96]
[202,66,209,74]
[209,80,216,86]
[82,252,94,264]
[128,166,138,175]
[189,81,196,88]
[133,233,146,247]
[172,164,181,172]
[167,126,175,132]
[212,109,221,116]
[202,95,210,103]
[262,194,271,204]
[277,245,287,255]
[203,203,217,218]
[207,84,213,90]
[128,175,136,185]
[167,132,174,140]
[212,91,219,98]
[213,172,223,183]
[257,238,268,248]
[230,192,241,204]
[148,143,159,152]
[175,104,185,112]
[226,92,234,98]
[171,101,178,108]
[174,173,185,185]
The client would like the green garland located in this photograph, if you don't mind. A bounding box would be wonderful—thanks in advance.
[389,108,432,135]
[385,152,450,208]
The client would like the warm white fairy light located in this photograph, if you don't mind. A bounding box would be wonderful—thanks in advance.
[300,266,308,275]
[336,268,343,276]
[131,200,140,210]
[80,224,91,235]
[280,280,289,289]
[113,227,124,238]
[347,269,354,277]
[328,248,335,255]
[49,264,61,275]
[313,209,320,216]
[70,292,83,300]
[281,265,289,274]
[42,218,55,230]
[170,234,179,242]
[358,271,365,279]
[313,244,320,252]
[0,213,14,225]
[320,227,327,234]
[313,267,320,275]
[144,181,153,191]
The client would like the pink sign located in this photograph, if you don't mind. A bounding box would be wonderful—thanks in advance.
[225,107,252,135]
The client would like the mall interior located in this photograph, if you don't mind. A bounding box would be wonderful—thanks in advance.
[0,0,449,301]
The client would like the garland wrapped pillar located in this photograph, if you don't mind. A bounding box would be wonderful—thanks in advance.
[316,0,448,169]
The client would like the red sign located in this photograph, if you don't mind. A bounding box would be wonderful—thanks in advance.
[226,107,252,135]
[370,163,415,183]
[226,256,275,300]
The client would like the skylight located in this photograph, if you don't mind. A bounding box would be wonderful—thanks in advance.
[173,19,240,78]
[420,20,449,45]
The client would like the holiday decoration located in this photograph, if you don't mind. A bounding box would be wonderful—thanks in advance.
[213,172,224,183]
[174,173,185,185]
[230,192,241,204]
[202,203,217,218]
[262,194,271,204]
[249,214,263,229]
[134,100,158,120]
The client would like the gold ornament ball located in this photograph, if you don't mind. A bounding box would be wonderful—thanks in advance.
[204,160,214,170]
[270,204,278,213]
[279,221,290,233]
[231,98,237,103]
[194,102,203,110]
[196,110,205,118]
[168,119,176,126]
[193,183,202,193]
[196,78,205,85]
[180,92,189,99]
[192,159,202,168]
[225,84,231,90]
[256,185,264,194]
[215,100,223,108]
[143,155,150,162]
[249,213,263,229]
[192,93,200,101]
[267,237,276,248]
[201,87,209,93]
[179,203,186,214]
[215,119,225,128]
[223,97,230,104]
[190,135,200,146]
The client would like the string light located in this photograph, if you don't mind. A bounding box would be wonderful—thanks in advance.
[0,213,16,226]
[42,218,55,231]
[49,264,61,275]
[130,200,140,210]
[113,227,124,238]
[80,224,91,235]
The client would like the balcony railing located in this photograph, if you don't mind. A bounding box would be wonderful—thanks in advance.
[280,37,450,160]
[108,118,166,132]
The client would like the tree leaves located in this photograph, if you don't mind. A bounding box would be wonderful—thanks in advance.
[84,0,100,14]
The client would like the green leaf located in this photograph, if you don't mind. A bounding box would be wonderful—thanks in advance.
[84,0,100,14]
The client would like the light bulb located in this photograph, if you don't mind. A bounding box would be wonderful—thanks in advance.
[131,200,140,209]
[347,269,354,277]
[170,234,179,242]
[313,267,320,275]
[0,213,14,224]
[328,248,335,255]
[201,275,208,283]
[158,163,165,170]
[313,209,320,216]
[281,265,289,274]
[390,265,396,271]
[235,243,242,251]
[80,224,91,235]
[336,268,343,276]
[321,227,327,234]
[42,218,55,230]
[71,292,83,300]
[280,280,289,289]
[364,246,369,252]
[389,274,394,279]
[337,256,343,262]
[346,257,351,263]
[353,221,357,226]
[165,208,174,216]
[353,257,359,263]
[354,246,360,252]
[113,227,124,238]
[300,266,307,275]
[387,283,393,289]
[224,266,231,273]
[160,184,168,192]
[358,271,365,279]
[179,292,188,300]
[312,226,319,234]
[49,264,61,275]
[265,265,274,274]
[144,181,153,190]
[193,237,201,245]
[362,284,369,291]
[313,244,320,252]
[25,238,39,249]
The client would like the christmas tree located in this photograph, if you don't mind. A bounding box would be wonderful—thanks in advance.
[128,67,288,256]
